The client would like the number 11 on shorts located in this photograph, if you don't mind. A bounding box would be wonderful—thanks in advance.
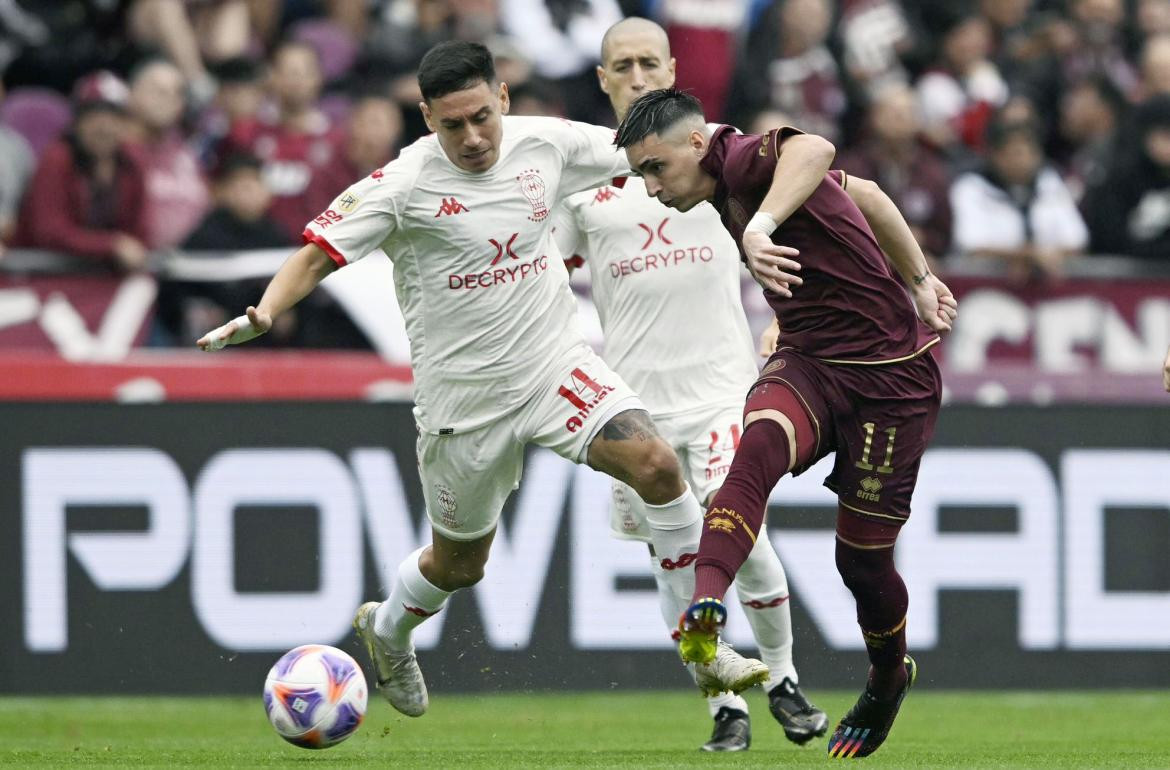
[855,422,896,474]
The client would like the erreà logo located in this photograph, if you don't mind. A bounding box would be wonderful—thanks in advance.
[517,169,548,221]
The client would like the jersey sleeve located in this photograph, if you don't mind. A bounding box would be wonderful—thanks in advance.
[301,150,418,266]
[552,119,630,199]
[551,197,587,270]
[721,126,806,200]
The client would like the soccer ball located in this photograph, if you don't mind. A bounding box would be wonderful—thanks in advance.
[263,644,368,749]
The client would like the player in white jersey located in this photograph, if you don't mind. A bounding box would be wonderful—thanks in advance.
[552,18,828,752]
[196,41,787,720]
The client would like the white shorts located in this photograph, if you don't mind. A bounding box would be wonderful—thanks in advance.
[418,343,642,540]
[610,401,744,542]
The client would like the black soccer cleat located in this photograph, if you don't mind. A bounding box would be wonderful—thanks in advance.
[767,676,829,745]
[827,655,917,759]
[700,707,751,752]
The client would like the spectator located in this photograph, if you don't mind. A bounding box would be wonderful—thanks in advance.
[727,0,847,140]
[13,71,150,271]
[125,57,209,249]
[838,82,953,261]
[222,40,346,241]
[1058,76,1123,198]
[499,0,623,121]
[1083,94,1170,258]
[306,94,404,214]
[950,115,1088,280]
[916,11,1009,154]
[184,153,285,251]
[0,81,36,254]
[503,78,565,117]
[0,1,127,93]
[195,56,265,169]
[1137,0,1170,40]
[839,0,914,98]
[155,152,289,346]
[1139,33,1170,98]
[126,0,253,107]
[659,0,748,121]
[1060,0,1138,98]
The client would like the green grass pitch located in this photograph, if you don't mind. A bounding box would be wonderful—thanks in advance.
[2,691,1167,768]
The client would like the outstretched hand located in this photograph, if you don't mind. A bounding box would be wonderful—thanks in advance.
[196,306,273,351]
[742,231,802,298]
[911,274,958,334]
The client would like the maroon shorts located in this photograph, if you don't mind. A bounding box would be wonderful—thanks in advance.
[745,347,942,526]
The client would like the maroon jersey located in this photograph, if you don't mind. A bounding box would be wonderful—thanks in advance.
[700,125,937,364]
[224,114,346,241]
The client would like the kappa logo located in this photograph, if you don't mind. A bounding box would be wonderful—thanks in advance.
[403,604,440,618]
[592,186,620,205]
[370,168,384,180]
[516,168,549,221]
[637,218,673,249]
[742,595,789,610]
[434,197,470,217]
[707,517,736,534]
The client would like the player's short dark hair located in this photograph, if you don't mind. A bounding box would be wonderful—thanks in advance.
[418,41,496,102]
[614,88,705,149]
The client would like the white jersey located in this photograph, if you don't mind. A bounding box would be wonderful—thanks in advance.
[553,175,758,416]
[304,115,628,433]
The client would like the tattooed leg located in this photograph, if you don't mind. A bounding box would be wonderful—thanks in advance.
[586,409,684,504]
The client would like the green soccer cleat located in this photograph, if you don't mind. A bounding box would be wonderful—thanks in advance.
[677,597,728,665]
[827,655,917,759]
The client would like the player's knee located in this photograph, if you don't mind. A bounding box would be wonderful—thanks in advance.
[835,537,892,592]
[626,439,683,503]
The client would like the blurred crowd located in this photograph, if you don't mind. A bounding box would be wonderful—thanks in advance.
[2,0,1170,348]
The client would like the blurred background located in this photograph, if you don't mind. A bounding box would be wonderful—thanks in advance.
[1,0,1168,696]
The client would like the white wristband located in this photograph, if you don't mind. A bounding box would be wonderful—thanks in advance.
[745,212,778,236]
[207,315,255,351]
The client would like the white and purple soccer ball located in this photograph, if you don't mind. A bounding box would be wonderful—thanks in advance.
[263,644,368,749]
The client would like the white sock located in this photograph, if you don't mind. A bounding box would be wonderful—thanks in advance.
[373,546,452,652]
[654,554,749,715]
[706,690,749,717]
[642,485,702,614]
[650,556,686,628]
[733,524,797,689]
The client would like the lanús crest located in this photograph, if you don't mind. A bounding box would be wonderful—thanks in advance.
[516,168,549,221]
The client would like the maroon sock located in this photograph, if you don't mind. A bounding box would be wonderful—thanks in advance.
[691,419,792,604]
[834,537,909,699]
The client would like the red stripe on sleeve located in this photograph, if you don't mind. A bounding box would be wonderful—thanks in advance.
[302,228,348,267]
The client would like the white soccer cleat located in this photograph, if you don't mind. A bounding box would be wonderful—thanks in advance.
[692,641,771,696]
[353,601,429,717]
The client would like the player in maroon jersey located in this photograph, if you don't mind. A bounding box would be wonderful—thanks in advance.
[615,88,958,759]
